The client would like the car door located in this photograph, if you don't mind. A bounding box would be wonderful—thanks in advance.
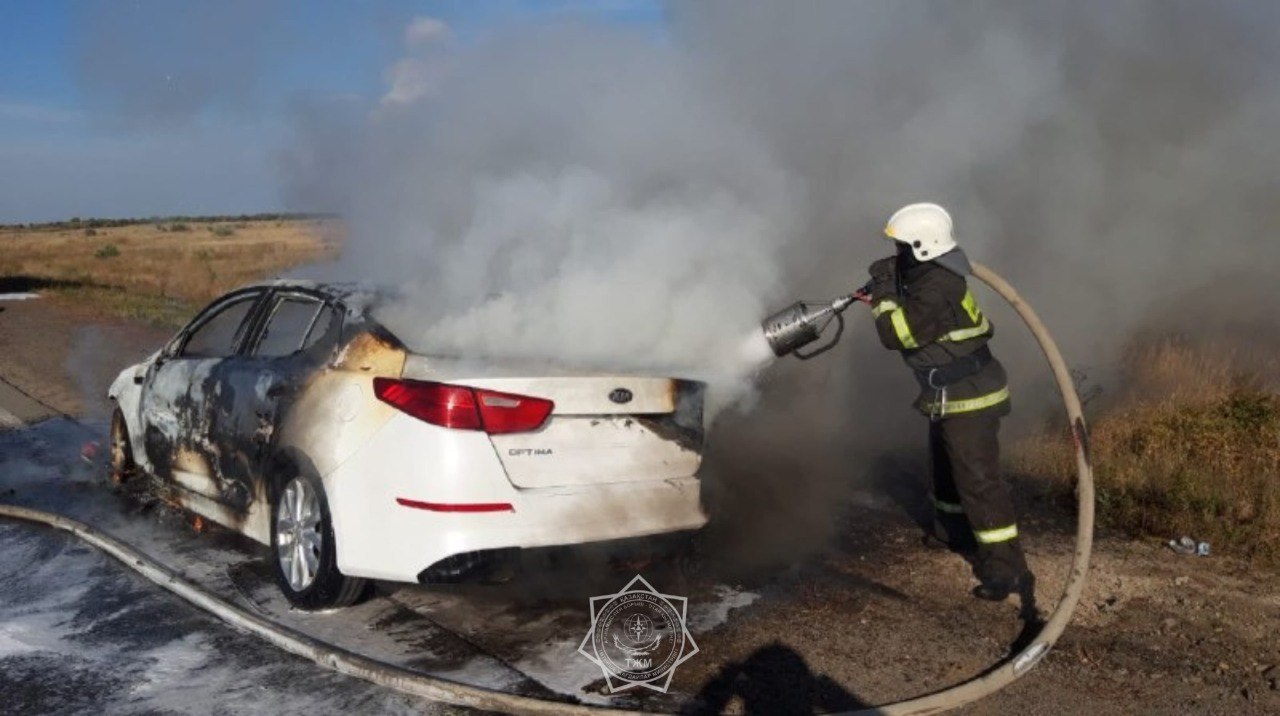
[139,289,265,499]
[216,290,340,487]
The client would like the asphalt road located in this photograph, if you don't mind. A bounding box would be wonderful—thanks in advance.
[0,418,461,715]
[0,375,55,427]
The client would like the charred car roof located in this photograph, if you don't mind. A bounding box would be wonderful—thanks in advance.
[244,279,383,316]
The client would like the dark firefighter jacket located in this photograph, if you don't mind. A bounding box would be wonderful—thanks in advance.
[869,253,1010,418]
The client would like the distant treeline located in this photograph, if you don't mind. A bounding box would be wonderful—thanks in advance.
[3,212,340,230]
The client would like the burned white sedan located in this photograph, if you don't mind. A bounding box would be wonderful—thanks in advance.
[108,280,707,609]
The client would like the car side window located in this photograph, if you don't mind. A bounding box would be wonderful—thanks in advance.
[301,304,338,351]
[255,296,323,357]
[181,295,258,358]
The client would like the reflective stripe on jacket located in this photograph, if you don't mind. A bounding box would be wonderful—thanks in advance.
[870,259,1010,417]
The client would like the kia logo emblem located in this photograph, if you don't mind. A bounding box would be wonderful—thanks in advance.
[609,388,633,405]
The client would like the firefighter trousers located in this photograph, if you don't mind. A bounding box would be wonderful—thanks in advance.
[928,412,1029,586]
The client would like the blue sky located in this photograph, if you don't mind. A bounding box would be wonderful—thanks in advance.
[0,1,665,223]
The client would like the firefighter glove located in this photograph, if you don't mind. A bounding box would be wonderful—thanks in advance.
[868,256,898,301]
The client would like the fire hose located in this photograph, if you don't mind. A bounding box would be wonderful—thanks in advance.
[0,262,1092,714]
[763,262,1094,712]
[845,262,1096,714]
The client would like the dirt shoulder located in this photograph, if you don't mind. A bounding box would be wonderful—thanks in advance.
[729,519,1280,715]
[1,298,1277,715]
[0,295,170,421]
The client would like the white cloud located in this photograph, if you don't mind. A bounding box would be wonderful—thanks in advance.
[380,17,454,107]
[404,16,449,47]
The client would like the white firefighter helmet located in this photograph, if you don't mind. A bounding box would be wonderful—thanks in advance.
[884,202,958,262]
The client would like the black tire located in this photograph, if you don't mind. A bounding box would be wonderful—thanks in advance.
[108,406,137,484]
[269,470,366,610]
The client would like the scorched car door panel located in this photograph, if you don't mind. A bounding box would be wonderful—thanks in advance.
[219,293,336,504]
[140,290,263,502]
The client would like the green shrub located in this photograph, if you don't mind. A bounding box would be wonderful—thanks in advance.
[95,244,121,259]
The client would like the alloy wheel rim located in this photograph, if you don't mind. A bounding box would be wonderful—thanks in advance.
[276,477,322,592]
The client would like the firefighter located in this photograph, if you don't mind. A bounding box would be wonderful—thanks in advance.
[866,202,1034,601]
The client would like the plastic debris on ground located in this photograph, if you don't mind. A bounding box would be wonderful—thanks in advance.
[1167,536,1210,557]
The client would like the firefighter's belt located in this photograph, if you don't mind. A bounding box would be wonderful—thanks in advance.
[916,345,993,388]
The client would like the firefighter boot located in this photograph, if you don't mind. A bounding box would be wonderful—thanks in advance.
[972,570,1035,602]
[972,541,1033,601]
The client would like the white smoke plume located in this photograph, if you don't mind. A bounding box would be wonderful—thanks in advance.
[294,20,810,415]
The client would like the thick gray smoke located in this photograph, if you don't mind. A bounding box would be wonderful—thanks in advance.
[275,1,1280,568]
[291,23,806,416]
[302,9,1059,408]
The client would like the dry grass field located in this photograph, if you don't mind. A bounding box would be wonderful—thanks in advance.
[1013,338,1280,563]
[0,217,341,326]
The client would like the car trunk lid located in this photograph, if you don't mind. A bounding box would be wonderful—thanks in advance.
[402,360,705,488]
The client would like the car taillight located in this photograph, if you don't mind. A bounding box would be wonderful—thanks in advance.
[474,388,555,434]
[373,378,554,434]
[373,378,482,430]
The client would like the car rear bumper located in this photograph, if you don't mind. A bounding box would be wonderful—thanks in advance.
[323,413,707,583]
[335,475,706,582]
[415,528,701,584]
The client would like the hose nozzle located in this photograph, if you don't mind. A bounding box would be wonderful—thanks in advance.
[761,291,860,360]
[829,293,857,313]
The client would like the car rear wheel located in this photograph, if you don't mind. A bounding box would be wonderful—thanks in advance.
[270,472,366,609]
[108,407,136,484]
